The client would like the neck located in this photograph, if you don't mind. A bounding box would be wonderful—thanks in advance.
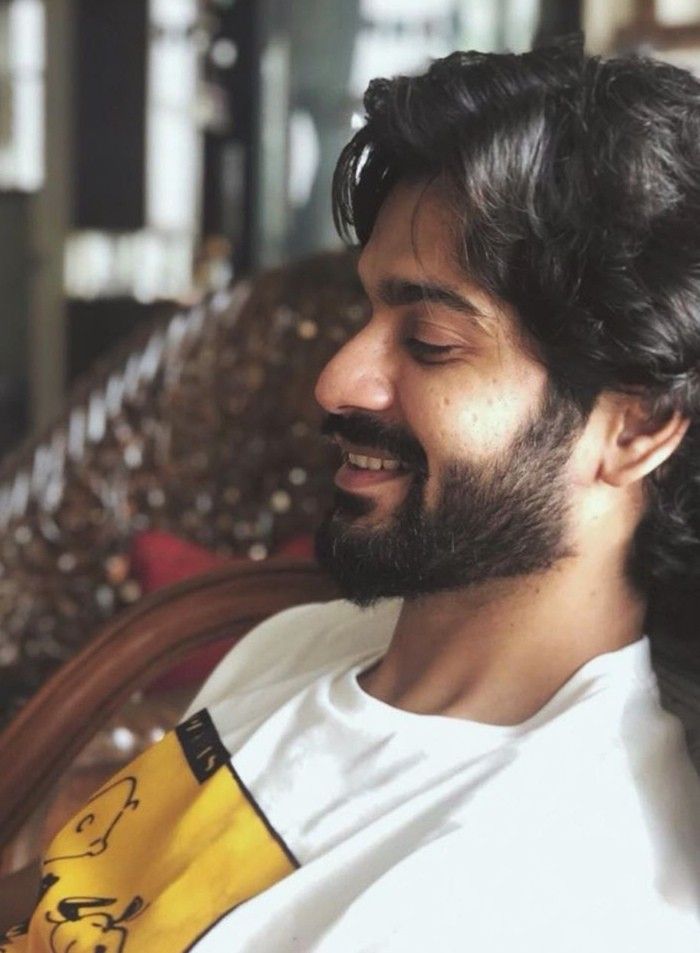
[358,545,646,725]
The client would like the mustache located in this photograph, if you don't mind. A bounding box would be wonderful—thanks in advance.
[321,412,428,475]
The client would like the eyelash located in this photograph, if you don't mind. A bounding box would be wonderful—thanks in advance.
[404,338,456,364]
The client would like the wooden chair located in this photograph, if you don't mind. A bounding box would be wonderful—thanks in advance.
[0,557,338,853]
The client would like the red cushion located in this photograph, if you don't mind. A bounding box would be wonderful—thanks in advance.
[129,529,314,691]
[272,535,314,558]
[130,529,231,593]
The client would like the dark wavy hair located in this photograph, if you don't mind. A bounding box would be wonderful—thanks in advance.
[332,41,700,647]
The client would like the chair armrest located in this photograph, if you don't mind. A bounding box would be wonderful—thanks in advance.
[0,860,40,934]
[0,557,338,849]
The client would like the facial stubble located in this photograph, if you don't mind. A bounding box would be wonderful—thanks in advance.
[314,387,582,606]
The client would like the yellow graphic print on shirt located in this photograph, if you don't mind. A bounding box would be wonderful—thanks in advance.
[3,709,297,953]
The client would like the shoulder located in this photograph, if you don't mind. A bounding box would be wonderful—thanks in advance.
[513,642,700,915]
[617,678,700,888]
[185,597,400,716]
[562,666,700,916]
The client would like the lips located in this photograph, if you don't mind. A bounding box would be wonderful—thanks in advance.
[334,437,408,471]
[333,438,411,493]
[321,412,427,478]
[345,451,402,472]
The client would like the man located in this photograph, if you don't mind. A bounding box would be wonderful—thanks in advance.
[4,41,700,951]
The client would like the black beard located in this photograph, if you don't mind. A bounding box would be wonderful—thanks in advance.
[314,387,583,607]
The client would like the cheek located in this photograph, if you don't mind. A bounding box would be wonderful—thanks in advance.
[416,392,530,466]
[398,359,548,470]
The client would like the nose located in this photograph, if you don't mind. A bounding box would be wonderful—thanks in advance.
[315,322,395,415]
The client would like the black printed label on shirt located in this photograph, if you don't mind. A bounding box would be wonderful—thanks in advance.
[176,708,231,783]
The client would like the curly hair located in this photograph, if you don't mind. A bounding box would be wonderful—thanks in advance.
[332,40,700,646]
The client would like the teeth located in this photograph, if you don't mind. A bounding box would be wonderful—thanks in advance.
[347,452,402,472]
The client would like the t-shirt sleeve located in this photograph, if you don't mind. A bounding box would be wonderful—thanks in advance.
[182,601,332,719]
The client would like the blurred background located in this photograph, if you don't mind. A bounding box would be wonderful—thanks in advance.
[0,0,698,458]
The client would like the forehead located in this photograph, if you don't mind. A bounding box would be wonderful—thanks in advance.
[358,179,461,287]
[357,179,523,344]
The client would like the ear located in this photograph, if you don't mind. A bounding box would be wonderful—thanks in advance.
[599,398,690,488]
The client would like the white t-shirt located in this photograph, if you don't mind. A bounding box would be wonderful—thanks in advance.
[185,598,700,952]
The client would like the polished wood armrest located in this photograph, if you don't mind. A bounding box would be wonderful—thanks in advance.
[0,860,41,934]
[0,558,338,850]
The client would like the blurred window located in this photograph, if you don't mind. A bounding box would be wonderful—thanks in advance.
[655,0,700,27]
[64,0,204,303]
[146,0,200,235]
[0,0,44,191]
[257,0,541,266]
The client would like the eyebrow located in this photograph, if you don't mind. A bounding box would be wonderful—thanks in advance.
[375,276,491,327]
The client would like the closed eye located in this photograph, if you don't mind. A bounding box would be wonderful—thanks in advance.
[404,338,457,363]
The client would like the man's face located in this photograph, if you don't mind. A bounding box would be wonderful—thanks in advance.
[314,180,583,605]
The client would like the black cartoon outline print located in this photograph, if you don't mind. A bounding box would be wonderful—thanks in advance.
[43,777,139,864]
[45,894,147,953]
[38,871,60,901]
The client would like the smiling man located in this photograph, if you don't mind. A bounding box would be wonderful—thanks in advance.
[6,41,700,953]
[313,175,639,725]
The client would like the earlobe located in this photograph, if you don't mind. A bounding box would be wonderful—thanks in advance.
[600,403,690,488]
